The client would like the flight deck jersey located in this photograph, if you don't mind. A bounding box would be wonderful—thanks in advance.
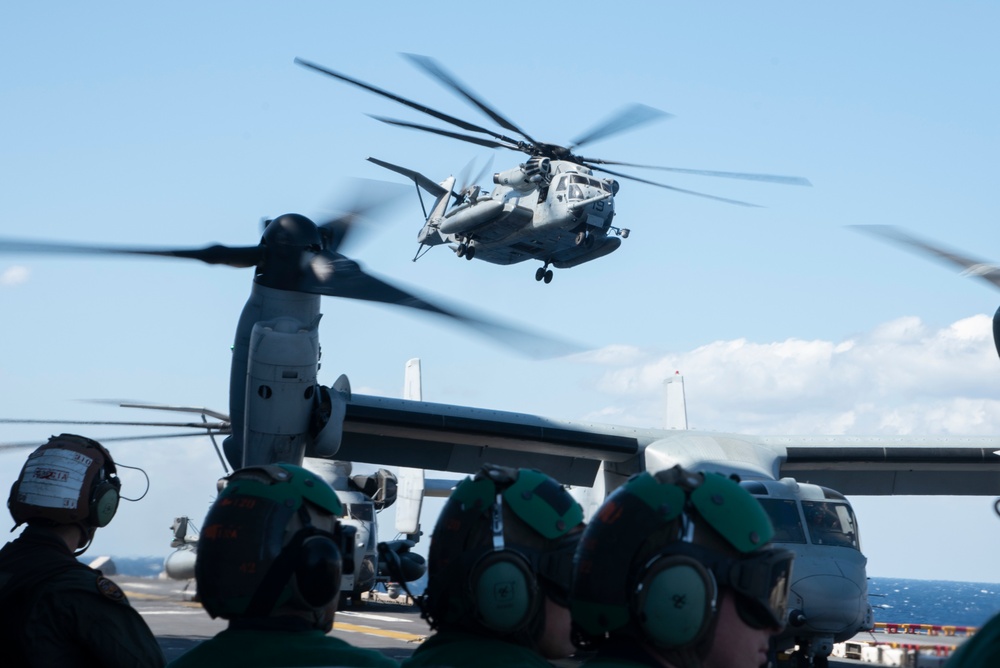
[0,526,165,668]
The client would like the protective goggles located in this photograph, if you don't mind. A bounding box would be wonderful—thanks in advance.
[715,547,794,630]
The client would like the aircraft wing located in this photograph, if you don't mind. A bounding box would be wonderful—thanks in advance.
[770,435,1000,495]
[339,395,1000,495]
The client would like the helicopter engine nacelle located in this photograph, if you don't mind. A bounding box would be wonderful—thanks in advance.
[243,316,322,466]
[493,157,551,192]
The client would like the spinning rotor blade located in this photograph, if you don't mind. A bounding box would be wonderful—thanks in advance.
[0,238,262,268]
[369,116,516,150]
[852,225,1000,360]
[315,178,410,253]
[0,431,224,451]
[852,225,1000,291]
[590,165,761,207]
[569,104,673,150]
[295,57,525,149]
[582,158,812,187]
[298,250,582,359]
[402,53,539,147]
[0,417,230,430]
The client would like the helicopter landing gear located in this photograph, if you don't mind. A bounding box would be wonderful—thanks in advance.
[456,242,476,260]
[575,231,595,248]
[534,265,553,284]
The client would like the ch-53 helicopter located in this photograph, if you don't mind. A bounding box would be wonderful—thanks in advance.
[295,54,812,283]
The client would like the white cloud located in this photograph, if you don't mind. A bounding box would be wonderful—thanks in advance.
[583,315,1000,435]
[0,266,29,286]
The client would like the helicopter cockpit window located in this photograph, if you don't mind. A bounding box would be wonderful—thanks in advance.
[554,175,567,191]
[756,498,806,544]
[346,503,374,523]
[802,500,860,550]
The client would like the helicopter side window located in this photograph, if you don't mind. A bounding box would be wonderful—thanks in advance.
[347,503,374,522]
[756,498,806,544]
[554,175,567,191]
[802,501,860,549]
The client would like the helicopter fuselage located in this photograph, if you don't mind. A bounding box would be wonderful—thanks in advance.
[742,478,873,665]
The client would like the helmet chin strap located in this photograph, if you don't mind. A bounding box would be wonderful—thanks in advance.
[73,524,96,557]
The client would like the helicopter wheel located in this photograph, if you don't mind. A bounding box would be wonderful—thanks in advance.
[534,267,545,282]
[465,245,476,260]
[543,269,553,284]
[575,231,585,246]
[456,243,467,258]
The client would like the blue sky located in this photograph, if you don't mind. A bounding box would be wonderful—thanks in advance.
[2,2,1000,583]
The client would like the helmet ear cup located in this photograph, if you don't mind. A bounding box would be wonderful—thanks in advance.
[634,556,716,648]
[89,475,121,528]
[294,534,343,608]
[468,550,538,634]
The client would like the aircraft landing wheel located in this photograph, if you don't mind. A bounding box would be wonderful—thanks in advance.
[575,231,585,246]
[456,243,466,258]
[543,269,553,284]
[465,245,476,260]
[535,267,545,282]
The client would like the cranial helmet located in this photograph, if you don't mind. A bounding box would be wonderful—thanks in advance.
[8,434,121,529]
[196,463,356,620]
[571,466,794,652]
[424,464,584,644]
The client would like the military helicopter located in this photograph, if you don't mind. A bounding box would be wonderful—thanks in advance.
[742,478,872,668]
[296,55,812,283]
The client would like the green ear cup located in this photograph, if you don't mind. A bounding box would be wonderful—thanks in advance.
[636,557,715,647]
[471,552,536,633]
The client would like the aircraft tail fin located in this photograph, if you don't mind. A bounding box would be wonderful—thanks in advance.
[665,372,688,430]
[396,358,425,538]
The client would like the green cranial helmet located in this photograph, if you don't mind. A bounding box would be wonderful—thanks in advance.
[571,466,793,650]
[196,463,350,620]
[424,464,584,642]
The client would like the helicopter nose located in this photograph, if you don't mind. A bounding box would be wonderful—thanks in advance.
[792,574,865,633]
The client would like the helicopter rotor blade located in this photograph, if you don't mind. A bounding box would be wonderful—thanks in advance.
[0,238,263,268]
[581,158,812,187]
[401,53,539,147]
[589,165,762,207]
[0,431,227,451]
[368,115,517,151]
[315,179,410,253]
[295,57,526,149]
[297,250,582,359]
[0,417,230,430]
[851,226,1000,291]
[569,104,674,150]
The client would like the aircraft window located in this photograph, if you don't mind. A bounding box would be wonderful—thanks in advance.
[567,184,585,201]
[348,504,374,522]
[555,175,567,191]
[757,498,806,544]
[802,501,860,550]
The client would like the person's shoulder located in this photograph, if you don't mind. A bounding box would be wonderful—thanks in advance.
[43,567,132,606]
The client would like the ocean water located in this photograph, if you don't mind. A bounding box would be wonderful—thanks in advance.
[868,577,1000,628]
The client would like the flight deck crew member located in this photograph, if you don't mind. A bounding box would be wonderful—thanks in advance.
[401,464,585,668]
[571,465,795,668]
[0,433,166,668]
[166,463,398,668]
